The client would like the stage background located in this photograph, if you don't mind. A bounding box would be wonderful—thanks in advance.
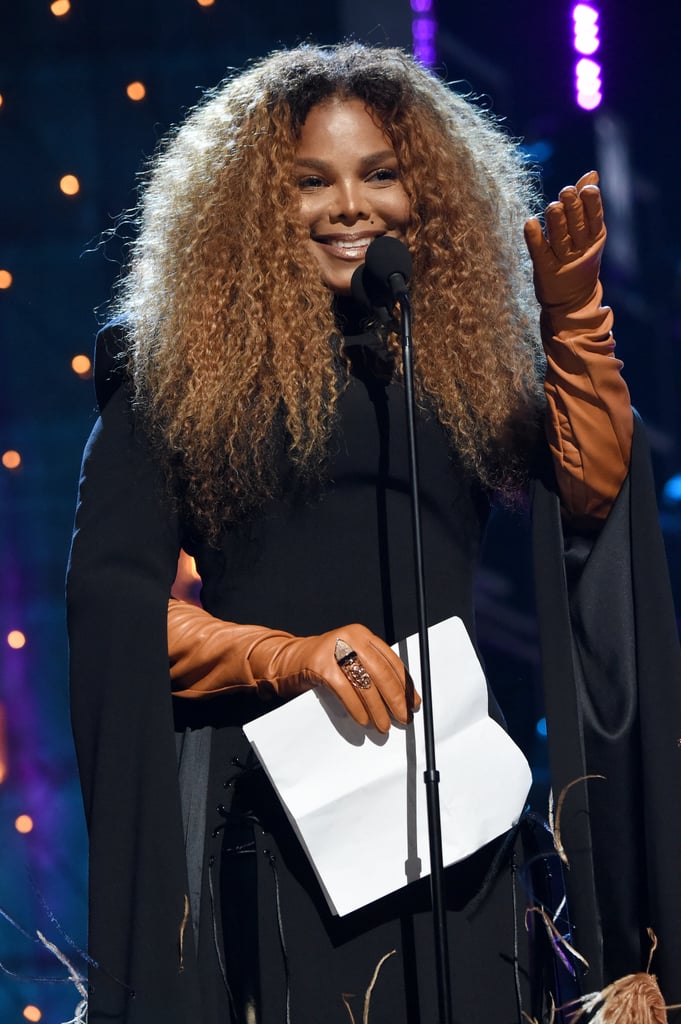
[1,2,679,1020]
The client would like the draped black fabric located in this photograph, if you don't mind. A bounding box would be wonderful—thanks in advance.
[68,322,681,1022]
[67,382,198,1022]
[532,419,681,1008]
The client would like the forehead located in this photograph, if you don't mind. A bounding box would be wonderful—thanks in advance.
[295,97,394,154]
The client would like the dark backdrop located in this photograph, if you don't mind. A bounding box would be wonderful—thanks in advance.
[1,3,678,1020]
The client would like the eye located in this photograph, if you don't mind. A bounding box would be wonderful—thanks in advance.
[367,167,400,185]
[297,174,327,190]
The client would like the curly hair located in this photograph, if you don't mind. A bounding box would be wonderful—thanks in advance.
[115,43,546,538]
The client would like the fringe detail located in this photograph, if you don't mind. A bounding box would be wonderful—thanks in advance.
[526,905,589,971]
[341,949,396,1024]
[362,950,396,1024]
[564,933,681,1024]
[0,903,89,1023]
[178,893,190,972]
[567,973,667,1023]
[522,992,556,1023]
[542,782,679,1024]
[36,930,88,1024]
[548,775,606,867]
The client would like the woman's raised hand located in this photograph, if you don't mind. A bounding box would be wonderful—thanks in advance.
[524,170,606,316]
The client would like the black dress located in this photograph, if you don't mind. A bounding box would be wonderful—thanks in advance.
[67,323,681,1023]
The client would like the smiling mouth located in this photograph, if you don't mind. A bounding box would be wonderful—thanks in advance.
[313,233,384,260]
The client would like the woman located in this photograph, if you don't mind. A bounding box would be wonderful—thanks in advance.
[67,43,681,1024]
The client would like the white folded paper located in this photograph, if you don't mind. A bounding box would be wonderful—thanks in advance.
[243,616,531,916]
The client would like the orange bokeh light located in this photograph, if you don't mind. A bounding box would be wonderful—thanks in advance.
[0,94,4,109]
[71,353,92,377]
[196,0,215,6]
[50,0,71,15]
[126,81,146,101]
[15,814,34,834]
[59,174,80,196]
[23,1007,42,1023]
[2,450,21,469]
[0,269,12,289]
[7,630,26,649]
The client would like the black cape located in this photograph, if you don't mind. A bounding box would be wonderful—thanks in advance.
[533,419,681,999]
[67,323,681,1021]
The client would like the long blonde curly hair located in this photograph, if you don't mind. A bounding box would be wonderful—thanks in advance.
[115,43,546,538]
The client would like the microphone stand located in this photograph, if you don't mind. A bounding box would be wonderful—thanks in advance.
[396,288,453,1024]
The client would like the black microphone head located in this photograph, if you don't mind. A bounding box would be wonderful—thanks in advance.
[350,264,393,325]
[351,264,371,310]
[364,236,412,292]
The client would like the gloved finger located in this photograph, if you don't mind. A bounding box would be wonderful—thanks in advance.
[558,186,591,251]
[363,639,420,724]
[523,216,553,266]
[579,185,606,243]
[323,661,375,728]
[543,201,576,262]
[337,635,418,733]
[331,626,415,733]
[349,673,392,733]
[342,644,404,733]
[575,169,599,191]
[326,639,391,732]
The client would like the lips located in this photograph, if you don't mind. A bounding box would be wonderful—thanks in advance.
[313,232,384,261]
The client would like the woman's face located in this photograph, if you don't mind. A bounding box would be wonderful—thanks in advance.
[295,97,410,296]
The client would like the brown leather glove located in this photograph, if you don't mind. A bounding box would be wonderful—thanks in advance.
[524,171,633,524]
[168,599,418,734]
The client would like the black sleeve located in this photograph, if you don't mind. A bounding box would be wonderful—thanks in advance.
[92,315,128,412]
[532,416,681,1006]
[66,384,202,1022]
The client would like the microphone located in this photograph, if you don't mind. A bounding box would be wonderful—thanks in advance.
[350,263,391,325]
[365,235,412,304]
[351,236,412,314]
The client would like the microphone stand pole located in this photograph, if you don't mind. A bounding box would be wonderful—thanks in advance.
[397,291,453,1024]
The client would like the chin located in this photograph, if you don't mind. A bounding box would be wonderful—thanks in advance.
[322,272,356,297]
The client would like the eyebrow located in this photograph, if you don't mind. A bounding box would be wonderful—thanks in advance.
[294,150,398,172]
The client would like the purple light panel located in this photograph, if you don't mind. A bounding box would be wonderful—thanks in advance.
[573,2,600,54]
[572,3,603,110]
[412,0,437,67]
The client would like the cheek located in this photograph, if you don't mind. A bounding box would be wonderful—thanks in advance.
[384,188,411,229]
[303,237,327,279]
[298,196,322,230]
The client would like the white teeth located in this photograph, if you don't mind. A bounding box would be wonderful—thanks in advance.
[327,238,372,249]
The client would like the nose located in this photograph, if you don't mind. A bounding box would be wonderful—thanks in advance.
[329,179,370,224]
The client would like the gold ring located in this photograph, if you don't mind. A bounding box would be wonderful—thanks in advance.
[334,638,372,690]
